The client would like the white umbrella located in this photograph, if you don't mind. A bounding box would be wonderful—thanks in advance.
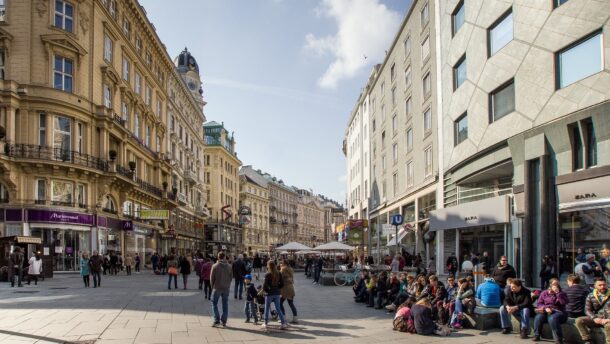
[314,241,355,251]
[275,242,311,251]
[296,250,321,255]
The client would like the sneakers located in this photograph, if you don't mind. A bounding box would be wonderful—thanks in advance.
[245,319,251,323]
[533,335,541,342]
[222,323,227,328]
[280,323,288,330]
[502,328,511,334]
[212,321,221,327]
[290,316,299,324]
[385,304,396,311]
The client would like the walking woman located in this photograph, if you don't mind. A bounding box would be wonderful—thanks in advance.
[262,260,287,329]
[167,255,178,290]
[179,255,191,289]
[27,252,42,285]
[280,260,298,324]
[80,252,91,287]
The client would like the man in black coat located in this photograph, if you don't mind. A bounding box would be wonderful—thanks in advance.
[493,256,517,288]
[232,254,247,299]
[500,279,532,338]
[9,247,25,287]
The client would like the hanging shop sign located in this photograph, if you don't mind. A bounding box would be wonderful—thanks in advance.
[139,209,170,220]
[346,219,368,229]
[27,209,94,226]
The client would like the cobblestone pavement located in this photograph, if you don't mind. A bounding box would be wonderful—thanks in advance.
[0,272,517,344]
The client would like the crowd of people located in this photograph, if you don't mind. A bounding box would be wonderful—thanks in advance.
[350,252,610,344]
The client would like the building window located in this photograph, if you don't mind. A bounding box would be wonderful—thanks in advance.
[489,10,513,56]
[103,84,112,108]
[393,173,399,196]
[121,102,129,125]
[584,119,597,168]
[135,36,142,54]
[571,124,583,170]
[53,56,73,92]
[405,97,412,119]
[422,72,431,97]
[424,146,433,177]
[421,36,430,62]
[372,119,376,132]
[122,18,131,38]
[0,49,5,79]
[156,135,161,153]
[454,113,468,145]
[392,114,397,134]
[145,86,152,105]
[54,0,74,32]
[381,130,386,147]
[134,114,140,138]
[39,114,47,146]
[406,161,413,188]
[453,55,467,90]
[382,155,386,170]
[122,58,129,81]
[36,179,46,202]
[406,127,413,152]
[554,0,568,8]
[157,100,162,117]
[405,66,412,88]
[390,63,396,82]
[77,184,85,208]
[423,108,432,133]
[54,116,71,156]
[391,87,397,106]
[146,125,151,147]
[452,0,465,36]
[0,0,6,22]
[381,104,386,121]
[52,180,73,206]
[392,143,398,163]
[556,31,602,89]
[404,36,411,56]
[145,51,152,67]
[135,73,141,95]
[103,35,113,62]
[77,122,83,153]
[421,2,429,28]
[490,80,515,122]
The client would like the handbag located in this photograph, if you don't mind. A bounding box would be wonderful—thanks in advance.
[168,267,178,275]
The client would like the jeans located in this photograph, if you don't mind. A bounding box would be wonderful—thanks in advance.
[135,262,140,272]
[280,297,298,317]
[82,275,90,287]
[203,280,212,299]
[575,316,610,342]
[168,274,177,289]
[92,271,101,287]
[314,268,321,283]
[245,301,258,322]
[182,274,189,289]
[534,312,567,341]
[212,290,229,324]
[126,266,132,275]
[264,294,286,325]
[234,278,244,298]
[499,305,531,332]
[10,267,23,286]
[450,298,465,325]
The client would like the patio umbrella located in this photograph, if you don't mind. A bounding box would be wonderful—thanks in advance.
[314,241,355,251]
[275,242,312,251]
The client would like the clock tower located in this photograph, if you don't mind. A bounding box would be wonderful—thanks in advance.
[174,47,205,110]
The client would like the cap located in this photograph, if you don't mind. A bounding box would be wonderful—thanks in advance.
[586,254,596,260]
[244,274,252,280]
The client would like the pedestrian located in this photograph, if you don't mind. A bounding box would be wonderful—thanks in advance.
[313,255,324,285]
[492,256,517,289]
[575,279,610,344]
[244,274,258,324]
[27,252,42,285]
[202,258,213,299]
[533,278,568,343]
[151,252,159,273]
[117,252,124,273]
[167,254,178,290]
[179,255,191,289]
[578,254,603,287]
[102,253,109,275]
[480,251,492,275]
[89,250,103,288]
[232,254,247,299]
[80,252,91,287]
[109,252,118,275]
[210,252,233,327]
[565,274,589,318]
[253,253,263,280]
[446,253,458,279]
[8,247,24,287]
[194,253,205,290]
[124,254,134,275]
[160,254,168,275]
[500,279,532,338]
[262,260,287,330]
[280,259,298,324]
[134,252,141,273]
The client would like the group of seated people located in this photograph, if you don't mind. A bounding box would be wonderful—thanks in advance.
[353,267,610,343]
[352,269,476,334]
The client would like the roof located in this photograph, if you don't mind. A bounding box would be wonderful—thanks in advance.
[240,166,269,188]
[203,121,222,128]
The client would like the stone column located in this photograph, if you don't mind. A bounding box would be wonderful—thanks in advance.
[5,107,16,142]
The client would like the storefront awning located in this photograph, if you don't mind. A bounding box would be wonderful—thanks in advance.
[557,173,610,213]
[429,195,510,231]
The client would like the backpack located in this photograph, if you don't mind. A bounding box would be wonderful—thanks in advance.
[393,307,416,333]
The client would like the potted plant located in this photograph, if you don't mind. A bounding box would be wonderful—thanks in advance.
[0,126,5,140]
[172,187,178,196]
[108,149,117,161]
[162,181,168,191]
[128,161,136,171]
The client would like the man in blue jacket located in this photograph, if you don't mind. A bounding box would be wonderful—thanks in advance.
[476,277,502,308]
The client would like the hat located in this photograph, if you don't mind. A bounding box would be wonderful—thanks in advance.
[244,274,252,280]
[586,254,596,261]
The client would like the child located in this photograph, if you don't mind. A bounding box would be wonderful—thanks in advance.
[244,274,258,324]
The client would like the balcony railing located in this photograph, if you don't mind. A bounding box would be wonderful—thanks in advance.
[185,170,197,183]
[113,113,126,127]
[116,164,133,178]
[4,144,109,172]
[134,176,163,197]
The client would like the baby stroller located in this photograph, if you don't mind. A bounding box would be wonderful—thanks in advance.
[255,286,278,321]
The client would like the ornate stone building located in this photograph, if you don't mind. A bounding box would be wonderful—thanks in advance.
[239,165,269,255]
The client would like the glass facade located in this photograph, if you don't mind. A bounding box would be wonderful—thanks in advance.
[559,209,610,274]
[30,228,91,272]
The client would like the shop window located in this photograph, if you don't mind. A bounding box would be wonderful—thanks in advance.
[556,31,602,89]
[54,0,74,33]
[488,9,513,56]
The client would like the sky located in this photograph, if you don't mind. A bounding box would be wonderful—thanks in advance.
[139,0,412,204]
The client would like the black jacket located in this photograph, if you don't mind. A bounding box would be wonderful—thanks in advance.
[89,255,103,272]
[246,282,257,302]
[565,284,589,316]
[263,272,284,296]
[412,304,435,335]
[504,286,532,310]
[232,259,247,279]
[492,264,517,287]
[179,257,191,274]
[253,256,263,269]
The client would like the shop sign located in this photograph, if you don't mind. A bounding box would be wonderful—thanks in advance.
[160,233,176,239]
[557,174,610,212]
[123,220,133,231]
[429,195,510,231]
[133,226,151,236]
[239,206,252,216]
[6,209,23,222]
[346,219,368,229]
[139,209,170,220]
[27,209,94,226]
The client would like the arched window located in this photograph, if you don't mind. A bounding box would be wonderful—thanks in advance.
[102,195,117,214]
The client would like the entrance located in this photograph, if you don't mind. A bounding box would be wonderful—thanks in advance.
[30,228,91,272]
[458,225,505,268]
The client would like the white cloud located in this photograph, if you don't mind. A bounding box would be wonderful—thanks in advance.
[304,0,402,89]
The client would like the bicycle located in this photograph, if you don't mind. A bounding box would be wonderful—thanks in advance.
[333,265,362,286]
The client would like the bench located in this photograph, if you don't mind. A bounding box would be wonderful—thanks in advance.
[509,315,606,344]
[469,307,500,330]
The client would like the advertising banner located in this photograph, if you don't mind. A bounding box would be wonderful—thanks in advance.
[139,209,170,220]
[27,209,94,226]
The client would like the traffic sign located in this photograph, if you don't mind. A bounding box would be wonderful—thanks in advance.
[391,214,403,226]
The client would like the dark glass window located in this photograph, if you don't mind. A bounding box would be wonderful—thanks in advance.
[454,113,468,145]
[452,1,465,36]
[572,124,583,170]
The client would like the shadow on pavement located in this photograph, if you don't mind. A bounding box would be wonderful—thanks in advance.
[298,320,364,330]
[0,329,64,343]
[225,325,317,340]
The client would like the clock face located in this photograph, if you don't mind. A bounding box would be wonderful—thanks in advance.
[187,80,197,91]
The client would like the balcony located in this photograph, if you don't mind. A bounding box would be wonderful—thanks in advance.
[176,192,187,205]
[185,170,197,184]
[4,144,109,172]
[134,176,163,198]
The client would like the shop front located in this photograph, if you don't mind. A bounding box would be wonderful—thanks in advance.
[430,195,514,276]
[556,171,610,275]
[96,216,131,255]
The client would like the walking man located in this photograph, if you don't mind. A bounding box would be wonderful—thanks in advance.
[211,252,233,327]
[232,254,247,299]
[9,247,25,287]
[313,255,324,285]
[89,251,103,288]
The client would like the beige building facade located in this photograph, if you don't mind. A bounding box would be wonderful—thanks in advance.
[295,189,325,248]
[239,166,269,255]
[0,0,206,271]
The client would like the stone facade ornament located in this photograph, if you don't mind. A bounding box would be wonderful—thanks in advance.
[36,0,47,18]
[79,10,90,35]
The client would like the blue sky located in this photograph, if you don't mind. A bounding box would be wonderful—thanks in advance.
[140,0,412,204]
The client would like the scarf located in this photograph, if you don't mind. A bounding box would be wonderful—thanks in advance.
[593,288,610,305]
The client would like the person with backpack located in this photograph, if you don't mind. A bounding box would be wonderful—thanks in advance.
[262,260,287,330]
[232,254,247,299]
[89,251,103,288]
[393,297,416,333]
